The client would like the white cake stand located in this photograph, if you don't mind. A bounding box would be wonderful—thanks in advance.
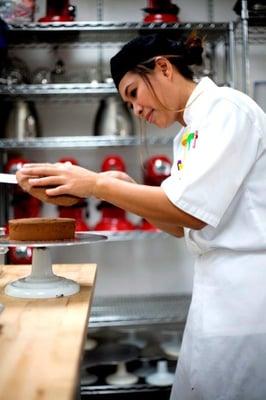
[0,232,106,299]
[146,360,175,387]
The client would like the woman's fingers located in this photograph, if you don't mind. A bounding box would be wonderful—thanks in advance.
[16,170,34,191]
[23,162,51,166]
[20,163,71,176]
[22,162,66,167]
[16,170,37,180]
[20,166,62,177]
[21,163,53,169]
[28,176,65,187]
[46,185,69,196]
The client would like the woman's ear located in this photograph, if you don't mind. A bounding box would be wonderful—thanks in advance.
[155,57,173,79]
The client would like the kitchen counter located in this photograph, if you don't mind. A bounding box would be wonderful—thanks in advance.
[0,263,97,400]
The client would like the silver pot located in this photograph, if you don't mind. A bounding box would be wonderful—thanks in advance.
[94,96,135,137]
[5,100,40,140]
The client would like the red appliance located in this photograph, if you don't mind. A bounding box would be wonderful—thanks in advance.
[93,155,135,231]
[5,157,42,264]
[39,0,75,22]
[57,157,89,232]
[143,0,180,23]
[137,155,172,231]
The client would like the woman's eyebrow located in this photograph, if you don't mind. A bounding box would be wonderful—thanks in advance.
[124,85,130,98]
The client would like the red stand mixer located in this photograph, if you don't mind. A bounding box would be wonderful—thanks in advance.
[137,155,172,231]
[142,0,180,23]
[38,0,76,22]
[5,157,42,264]
[57,157,89,232]
[93,155,135,232]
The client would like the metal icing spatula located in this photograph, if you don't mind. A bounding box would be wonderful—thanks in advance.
[0,173,17,184]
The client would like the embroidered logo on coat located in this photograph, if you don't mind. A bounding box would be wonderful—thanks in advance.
[176,130,198,172]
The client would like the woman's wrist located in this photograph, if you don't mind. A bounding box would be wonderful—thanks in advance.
[91,172,104,199]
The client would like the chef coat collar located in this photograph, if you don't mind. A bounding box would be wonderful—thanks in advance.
[183,77,217,126]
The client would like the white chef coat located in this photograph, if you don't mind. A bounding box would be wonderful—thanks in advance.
[161,77,266,400]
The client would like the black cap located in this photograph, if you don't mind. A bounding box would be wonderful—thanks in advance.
[110,34,185,89]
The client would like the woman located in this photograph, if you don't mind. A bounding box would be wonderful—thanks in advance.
[17,34,266,400]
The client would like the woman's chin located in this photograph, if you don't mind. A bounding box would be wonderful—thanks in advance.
[155,121,173,129]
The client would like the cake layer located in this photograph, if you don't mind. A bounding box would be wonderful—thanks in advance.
[8,218,76,241]
[28,187,80,207]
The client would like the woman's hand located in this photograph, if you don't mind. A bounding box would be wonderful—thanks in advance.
[99,170,137,184]
[16,169,35,193]
[17,162,99,199]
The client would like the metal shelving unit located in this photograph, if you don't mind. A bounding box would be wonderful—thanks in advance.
[1,21,236,98]
[0,135,174,149]
[0,83,117,100]
[81,383,171,398]
[235,0,266,94]
[89,294,191,328]
[247,24,266,44]
[6,21,230,45]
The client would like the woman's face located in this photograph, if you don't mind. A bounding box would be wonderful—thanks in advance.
[118,68,179,128]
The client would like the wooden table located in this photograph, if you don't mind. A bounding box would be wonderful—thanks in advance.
[0,263,97,400]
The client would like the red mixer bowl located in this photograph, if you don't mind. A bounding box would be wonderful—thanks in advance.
[143,13,179,23]
[94,217,135,231]
[94,206,135,231]
[38,0,75,22]
[137,218,157,231]
[38,15,74,22]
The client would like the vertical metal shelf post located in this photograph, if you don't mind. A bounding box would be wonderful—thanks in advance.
[241,0,250,94]
[228,22,236,88]
[97,0,104,83]
[224,34,229,86]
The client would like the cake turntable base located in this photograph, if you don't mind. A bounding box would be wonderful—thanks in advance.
[0,232,106,299]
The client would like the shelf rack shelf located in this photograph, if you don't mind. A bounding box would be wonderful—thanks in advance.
[6,21,230,45]
[80,383,170,400]
[81,384,171,397]
[0,135,174,149]
[0,83,117,100]
[235,19,266,44]
[89,294,191,328]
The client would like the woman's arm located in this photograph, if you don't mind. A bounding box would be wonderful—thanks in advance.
[145,218,185,237]
[17,164,205,231]
[97,171,184,237]
[94,175,204,230]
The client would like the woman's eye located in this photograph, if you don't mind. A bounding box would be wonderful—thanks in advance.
[130,88,137,98]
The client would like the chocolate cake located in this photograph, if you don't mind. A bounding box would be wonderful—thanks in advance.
[8,218,76,241]
[28,187,80,207]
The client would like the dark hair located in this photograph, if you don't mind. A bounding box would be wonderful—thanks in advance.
[110,33,203,88]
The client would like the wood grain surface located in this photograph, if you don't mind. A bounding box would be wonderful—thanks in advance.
[0,263,97,400]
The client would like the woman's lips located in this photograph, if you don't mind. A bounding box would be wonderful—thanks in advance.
[145,110,153,123]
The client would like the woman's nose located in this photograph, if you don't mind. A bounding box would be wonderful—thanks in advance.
[133,103,143,117]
